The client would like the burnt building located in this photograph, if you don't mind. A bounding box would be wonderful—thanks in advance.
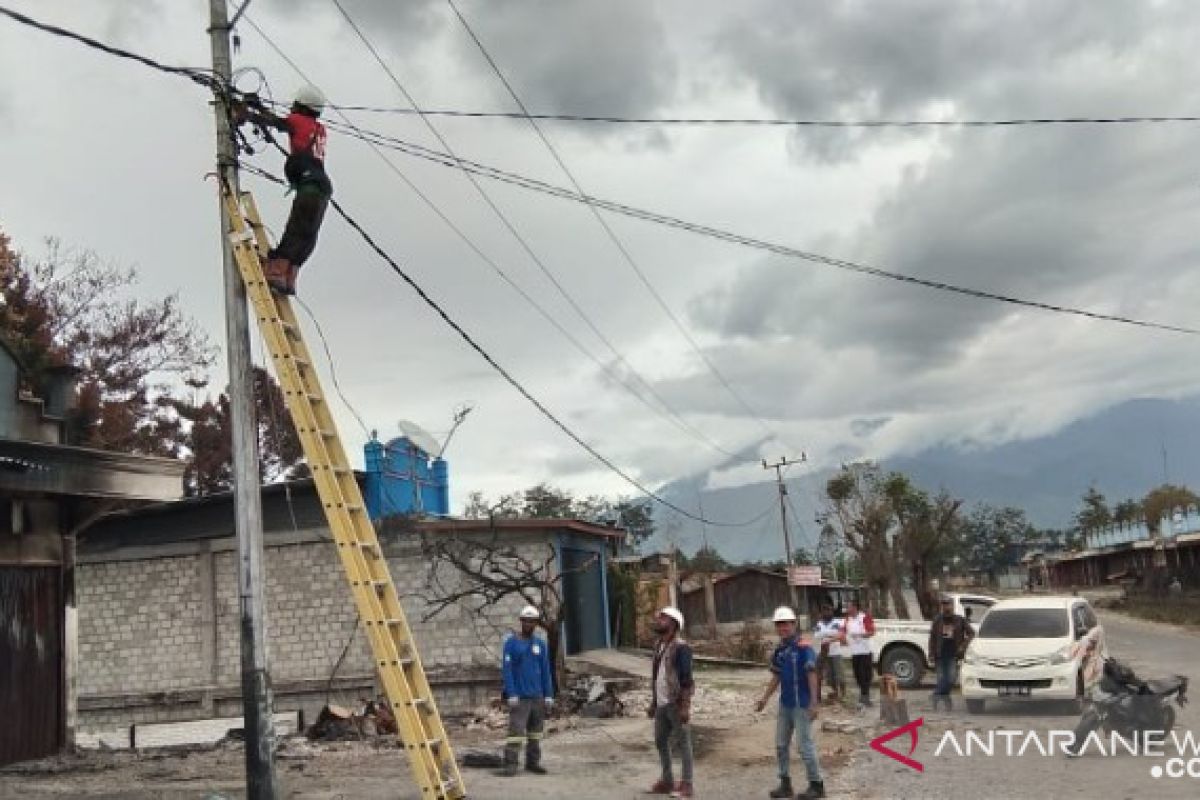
[0,340,183,765]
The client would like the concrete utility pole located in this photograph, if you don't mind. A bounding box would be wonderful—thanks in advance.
[763,456,804,610]
[207,2,278,796]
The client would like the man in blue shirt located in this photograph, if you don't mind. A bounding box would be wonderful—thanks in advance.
[499,605,554,777]
[755,606,824,799]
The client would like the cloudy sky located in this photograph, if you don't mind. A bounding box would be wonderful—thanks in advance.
[2,0,1199,515]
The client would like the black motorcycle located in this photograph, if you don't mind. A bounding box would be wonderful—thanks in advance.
[1068,657,1188,754]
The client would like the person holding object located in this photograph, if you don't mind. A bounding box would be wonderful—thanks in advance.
[499,605,553,776]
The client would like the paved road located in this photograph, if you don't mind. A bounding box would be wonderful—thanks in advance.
[833,610,1200,799]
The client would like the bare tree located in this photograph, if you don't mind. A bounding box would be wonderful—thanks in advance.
[824,463,899,617]
[414,525,597,691]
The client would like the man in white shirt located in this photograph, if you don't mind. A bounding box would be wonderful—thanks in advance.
[812,604,845,704]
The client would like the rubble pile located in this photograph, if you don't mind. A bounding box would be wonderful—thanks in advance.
[562,674,632,719]
[306,698,398,741]
[620,686,753,721]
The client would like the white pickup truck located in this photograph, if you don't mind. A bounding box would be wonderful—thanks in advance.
[868,593,998,688]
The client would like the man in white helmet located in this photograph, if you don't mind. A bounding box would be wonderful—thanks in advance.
[498,604,553,777]
[234,84,332,296]
[755,606,824,798]
[647,606,695,798]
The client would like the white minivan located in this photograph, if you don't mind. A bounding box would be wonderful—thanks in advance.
[960,596,1105,713]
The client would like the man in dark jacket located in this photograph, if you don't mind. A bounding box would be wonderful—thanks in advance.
[647,607,695,798]
[928,596,975,710]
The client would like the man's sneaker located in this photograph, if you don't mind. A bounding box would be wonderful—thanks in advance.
[493,763,518,777]
[525,764,547,775]
[769,776,793,797]
[797,780,826,799]
[646,779,673,795]
[671,781,694,798]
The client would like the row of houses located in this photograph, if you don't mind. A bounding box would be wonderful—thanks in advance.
[1043,515,1200,589]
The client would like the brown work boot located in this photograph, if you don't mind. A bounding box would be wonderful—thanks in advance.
[263,258,290,295]
[646,779,673,795]
[283,263,300,296]
[671,781,694,798]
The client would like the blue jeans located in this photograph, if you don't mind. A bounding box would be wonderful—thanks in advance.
[776,705,821,782]
[654,704,693,784]
[934,652,958,696]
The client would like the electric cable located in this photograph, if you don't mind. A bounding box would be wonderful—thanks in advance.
[445,0,786,448]
[238,159,770,527]
[240,7,747,462]
[327,0,745,459]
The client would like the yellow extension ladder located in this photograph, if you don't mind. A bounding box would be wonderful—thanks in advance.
[221,188,466,800]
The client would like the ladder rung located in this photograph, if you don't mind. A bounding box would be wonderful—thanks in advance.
[379,657,414,667]
[227,187,464,799]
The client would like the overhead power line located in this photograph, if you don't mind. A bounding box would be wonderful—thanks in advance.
[313,106,1200,130]
[241,5,743,462]
[13,0,1182,339]
[0,3,769,525]
[444,0,787,449]
[325,0,744,459]
[238,161,766,528]
[0,5,216,86]
[320,123,1200,337]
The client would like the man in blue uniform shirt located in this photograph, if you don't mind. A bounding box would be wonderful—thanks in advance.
[756,606,824,799]
[499,605,554,776]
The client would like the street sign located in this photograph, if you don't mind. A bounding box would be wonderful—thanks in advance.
[789,565,823,586]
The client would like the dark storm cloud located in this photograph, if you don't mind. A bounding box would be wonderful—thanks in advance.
[687,0,1200,387]
[284,0,679,117]
[714,0,1172,161]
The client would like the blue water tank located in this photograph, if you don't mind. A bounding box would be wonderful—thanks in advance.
[364,436,450,520]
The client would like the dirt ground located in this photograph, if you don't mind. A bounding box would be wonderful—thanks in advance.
[0,665,862,799]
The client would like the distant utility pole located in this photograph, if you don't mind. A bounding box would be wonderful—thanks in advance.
[207,2,278,797]
[763,456,805,610]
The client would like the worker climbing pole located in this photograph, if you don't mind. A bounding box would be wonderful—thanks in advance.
[233,85,333,296]
[217,183,467,800]
[206,4,462,796]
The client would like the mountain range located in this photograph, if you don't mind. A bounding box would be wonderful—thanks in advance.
[647,396,1200,564]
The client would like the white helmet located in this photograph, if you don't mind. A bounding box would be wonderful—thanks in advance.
[518,605,540,621]
[660,607,684,630]
[772,606,797,623]
[294,84,326,113]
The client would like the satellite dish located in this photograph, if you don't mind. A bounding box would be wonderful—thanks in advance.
[396,420,441,458]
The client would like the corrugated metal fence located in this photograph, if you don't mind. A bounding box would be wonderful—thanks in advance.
[0,566,63,766]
